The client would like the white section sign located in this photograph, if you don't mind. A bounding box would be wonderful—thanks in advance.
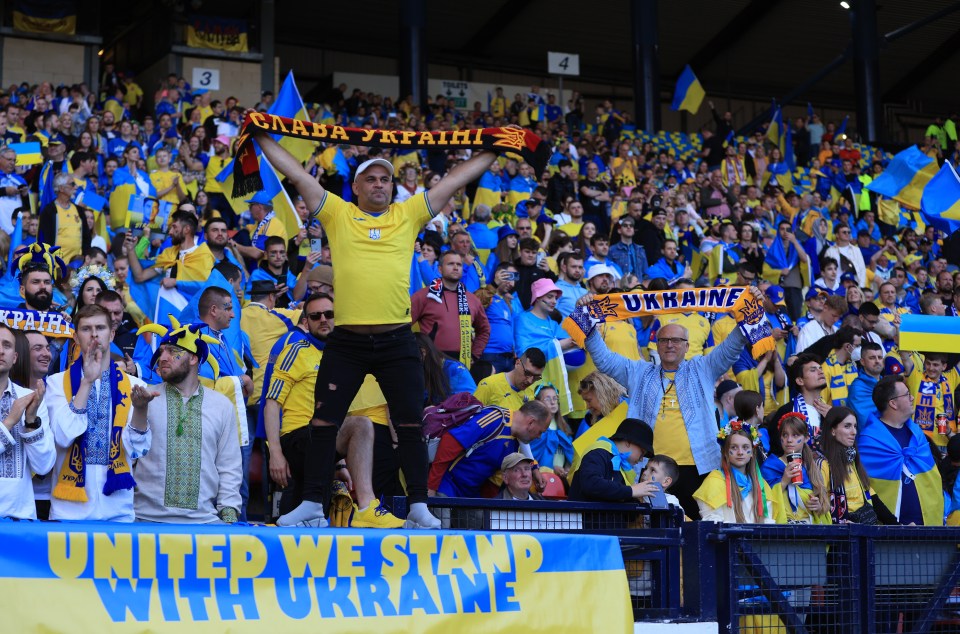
[192,67,220,91]
[547,52,580,76]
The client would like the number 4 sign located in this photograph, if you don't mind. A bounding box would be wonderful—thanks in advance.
[191,67,220,91]
[547,52,580,76]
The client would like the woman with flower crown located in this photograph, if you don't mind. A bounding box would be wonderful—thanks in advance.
[693,419,785,524]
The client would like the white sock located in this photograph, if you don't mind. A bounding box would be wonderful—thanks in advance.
[407,502,441,528]
[277,501,325,526]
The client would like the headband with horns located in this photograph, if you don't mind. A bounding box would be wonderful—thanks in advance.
[137,315,221,377]
[13,243,67,281]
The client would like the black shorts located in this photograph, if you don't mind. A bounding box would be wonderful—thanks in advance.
[314,324,425,427]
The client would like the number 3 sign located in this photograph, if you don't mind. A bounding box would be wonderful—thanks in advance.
[191,67,220,91]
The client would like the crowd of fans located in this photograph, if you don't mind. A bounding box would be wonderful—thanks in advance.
[0,65,959,532]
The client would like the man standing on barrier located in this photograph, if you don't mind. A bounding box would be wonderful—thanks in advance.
[254,123,500,529]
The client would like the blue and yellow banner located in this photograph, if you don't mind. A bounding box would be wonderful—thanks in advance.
[13,0,76,35]
[866,145,938,210]
[920,160,960,234]
[0,522,632,633]
[186,15,249,53]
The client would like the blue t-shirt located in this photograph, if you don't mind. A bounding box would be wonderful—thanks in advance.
[484,294,516,355]
[884,422,924,526]
[514,310,567,358]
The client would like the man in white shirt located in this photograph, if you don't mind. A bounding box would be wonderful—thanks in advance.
[47,305,151,522]
[796,294,848,354]
[0,324,53,519]
[133,318,242,523]
[823,225,867,287]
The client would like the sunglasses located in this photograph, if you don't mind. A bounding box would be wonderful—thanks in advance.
[306,310,334,321]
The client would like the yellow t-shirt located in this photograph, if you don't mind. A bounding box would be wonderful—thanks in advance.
[269,342,389,435]
[474,372,534,411]
[905,364,960,449]
[649,313,714,360]
[652,372,695,465]
[249,214,288,248]
[820,460,868,513]
[123,82,144,107]
[150,169,181,204]
[313,191,433,326]
[597,321,641,360]
[241,303,301,406]
[204,155,231,194]
[558,221,584,237]
[55,202,83,262]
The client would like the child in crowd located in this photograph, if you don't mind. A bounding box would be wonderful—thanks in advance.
[693,420,784,523]
[640,454,682,509]
[760,413,832,524]
[568,418,659,502]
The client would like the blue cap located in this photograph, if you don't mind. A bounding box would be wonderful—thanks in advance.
[840,271,857,283]
[497,225,518,242]
[244,191,274,208]
[805,286,828,301]
[164,127,179,139]
[514,200,529,218]
[765,285,786,306]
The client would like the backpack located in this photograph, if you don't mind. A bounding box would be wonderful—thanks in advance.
[422,392,509,462]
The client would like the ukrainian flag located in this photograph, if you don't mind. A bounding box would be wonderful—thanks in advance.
[763,161,794,192]
[8,142,41,166]
[13,0,75,35]
[767,106,783,151]
[507,174,535,209]
[866,145,938,209]
[215,153,302,239]
[920,161,960,234]
[671,65,705,114]
[268,71,315,165]
[860,411,943,526]
[473,169,503,210]
[835,115,849,139]
[899,314,960,353]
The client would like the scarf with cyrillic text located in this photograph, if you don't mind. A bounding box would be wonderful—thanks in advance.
[0,308,74,339]
[427,278,473,369]
[232,112,550,198]
[53,359,135,501]
[562,286,775,360]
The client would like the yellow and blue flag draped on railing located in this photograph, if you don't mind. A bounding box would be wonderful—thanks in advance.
[268,71,315,165]
[920,160,960,233]
[13,0,76,34]
[8,142,41,166]
[671,65,705,114]
[860,412,943,526]
[866,145,938,210]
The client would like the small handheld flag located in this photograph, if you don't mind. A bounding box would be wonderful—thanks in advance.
[671,65,705,114]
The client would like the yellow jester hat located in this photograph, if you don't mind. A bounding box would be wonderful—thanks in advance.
[137,315,221,377]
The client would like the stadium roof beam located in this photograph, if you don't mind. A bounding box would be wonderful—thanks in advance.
[684,0,785,75]
[457,0,534,54]
[881,22,960,102]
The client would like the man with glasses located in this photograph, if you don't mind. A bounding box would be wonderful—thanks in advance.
[608,215,649,280]
[824,224,866,287]
[474,347,546,410]
[860,375,943,526]
[581,286,764,520]
[262,293,403,528]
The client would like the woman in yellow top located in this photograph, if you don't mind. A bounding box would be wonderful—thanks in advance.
[694,421,784,524]
[818,406,879,524]
[610,143,639,189]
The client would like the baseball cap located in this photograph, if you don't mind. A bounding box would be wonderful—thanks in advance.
[805,287,828,301]
[213,134,232,146]
[244,190,274,208]
[840,271,858,284]
[354,158,394,182]
[587,263,621,281]
[765,285,787,306]
[501,452,535,471]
